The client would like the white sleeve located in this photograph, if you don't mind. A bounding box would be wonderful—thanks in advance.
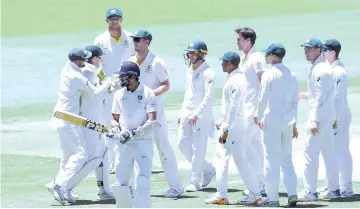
[222,83,241,130]
[145,90,156,113]
[292,74,299,122]
[253,54,266,73]
[310,68,332,122]
[74,74,111,101]
[257,72,270,121]
[112,91,121,114]
[193,69,215,117]
[155,59,169,83]
[335,70,347,122]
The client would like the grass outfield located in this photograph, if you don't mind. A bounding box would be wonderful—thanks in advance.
[1,154,360,208]
[2,0,360,37]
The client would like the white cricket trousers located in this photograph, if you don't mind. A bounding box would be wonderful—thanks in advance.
[263,124,297,201]
[334,113,353,192]
[178,117,214,184]
[214,128,261,198]
[245,122,265,189]
[303,119,339,193]
[116,139,154,208]
[53,119,87,189]
[154,108,182,188]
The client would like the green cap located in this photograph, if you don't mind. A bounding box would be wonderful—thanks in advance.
[219,51,241,65]
[130,29,152,41]
[322,39,341,54]
[264,44,286,58]
[301,38,323,48]
[185,40,208,54]
[106,8,122,18]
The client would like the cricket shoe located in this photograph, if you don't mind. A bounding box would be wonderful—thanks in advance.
[341,190,355,197]
[164,186,184,198]
[97,192,115,200]
[257,198,280,207]
[287,195,298,207]
[185,183,201,192]
[319,189,341,199]
[243,189,267,197]
[237,192,262,205]
[317,186,328,193]
[298,190,318,202]
[205,194,229,205]
[201,170,215,187]
[46,181,66,205]
[64,190,77,204]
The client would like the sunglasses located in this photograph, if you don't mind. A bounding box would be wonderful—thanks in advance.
[133,37,142,43]
[107,16,121,21]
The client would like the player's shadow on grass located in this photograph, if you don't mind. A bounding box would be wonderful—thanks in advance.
[323,194,360,202]
[152,170,164,174]
[64,199,116,206]
[201,187,243,193]
[283,203,328,208]
[151,194,198,199]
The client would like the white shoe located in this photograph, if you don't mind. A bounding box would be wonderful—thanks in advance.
[64,190,77,204]
[201,170,215,187]
[257,198,280,207]
[243,189,267,197]
[97,192,115,200]
[287,195,298,207]
[298,190,318,202]
[46,182,66,205]
[317,186,328,193]
[163,187,184,198]
[341,190,355,197]
[205,194,229,205]
[319,189,341,199]
[185,183,201,192]
[237,192,262,205]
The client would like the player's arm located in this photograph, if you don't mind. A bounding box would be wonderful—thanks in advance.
[111,91,121,127]
[75,74,112,101]
[292,74,299,123]
[254,54,266,81]
[310,69,329,123]
[256,72,270,123]
[153,60,170,96]
[193,69,215,117]
[334,70,347,124]
[221,84,241,132]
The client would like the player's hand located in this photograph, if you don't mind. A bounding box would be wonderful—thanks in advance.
[116,129,134,144]
[310,121,319,136]
[215,120,222,130]
[176,117,181,125]
[299,92,308,100]
[219,131,228,144]
[188,114,198,127]
[332,121,338,129]
[293,123,299,139]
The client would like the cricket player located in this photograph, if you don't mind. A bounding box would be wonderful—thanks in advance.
[93,7,135,173]
[128,29,184,197]
[254,44,298,207]
[79,45,116,200]
[47,48,112,204]
[110,61,160,208]
[235,27,265,195]
[177,40,216,192]
[205,52,263,205]
[297,38,340,201]
[320,39,354,197]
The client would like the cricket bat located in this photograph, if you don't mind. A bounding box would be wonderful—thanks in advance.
[53,110,109,133]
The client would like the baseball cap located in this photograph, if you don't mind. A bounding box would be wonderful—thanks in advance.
[68,48,92,61]
[118,61,140,77]
[301,38,323,48]
[264,44,286,58]
[106,8,122,18]
[322,39,341,54]
[84,45,104,57]
[219,51,241,65]
[130,29,153,41]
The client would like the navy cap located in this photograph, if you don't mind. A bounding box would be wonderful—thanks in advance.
[84,45,104,57]
[219,51,241,65]
[301,38,323,48]
[130,29,152,41]
[264,44,286,58]
[68,48,92,61]
[322,39,341,54]
[106,8,122,18]
[118,61,140,77]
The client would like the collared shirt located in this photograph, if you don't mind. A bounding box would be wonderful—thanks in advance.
[54,62,111,115]
[220,69,247,131]
[180,61,215,118]
[331,59,350,122]
[128,51,169,107]
[112,84,156,136]
[307,56,336,122]
[257,63,298,128]
[93,29,135,75]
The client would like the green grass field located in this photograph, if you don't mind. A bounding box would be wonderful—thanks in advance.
[2,0,360,207]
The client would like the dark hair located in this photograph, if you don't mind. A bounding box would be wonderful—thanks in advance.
[235,27,257,46]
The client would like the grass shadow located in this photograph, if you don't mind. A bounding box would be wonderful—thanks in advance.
[201,187,242,193]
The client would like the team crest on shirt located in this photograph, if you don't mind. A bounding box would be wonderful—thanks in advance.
[123,40,129,46]
[145,65,152,73]
[138,95,143,100]
[317,77,321,82]
[337,79,341,84]
[195,73,200,81]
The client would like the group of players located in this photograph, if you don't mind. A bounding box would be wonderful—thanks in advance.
[46,7,354,208]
